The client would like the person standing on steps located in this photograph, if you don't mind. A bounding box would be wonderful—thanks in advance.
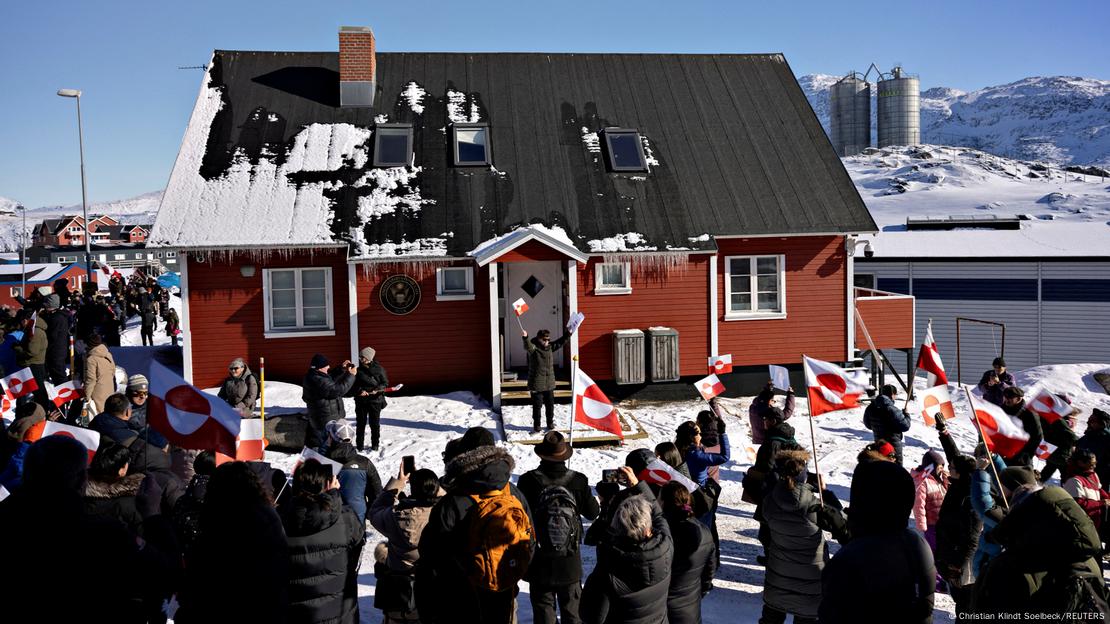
[524,328,571,434]
[352,346,389,452]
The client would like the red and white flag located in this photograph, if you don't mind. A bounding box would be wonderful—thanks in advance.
[707,354,733,375]
[42,421,100,464]
[146,361,241,456]
[296,447,345,477]
[574,368,622,438]
[3,367,38,399]
[216,418,266,464]
[638,458,698,493]
[100,261,114,276]
[1035,440,1059,461]
[49,380,85,408]
[803,355,869,416]
[0,388,15,422]
[1028,390,1073,425]
[915,321,948,387]
[512,298,529,316]
[970,398,1031,459]
[917,384,955,427]
[694,373,726,401]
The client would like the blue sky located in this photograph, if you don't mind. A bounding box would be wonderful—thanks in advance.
[1,0,1107,208]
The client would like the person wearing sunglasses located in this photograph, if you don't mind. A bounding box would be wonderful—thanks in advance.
[125,373,168,449]
[218,357,259,418]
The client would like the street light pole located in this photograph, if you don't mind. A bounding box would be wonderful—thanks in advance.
[58,88,94,287]
[16,204,26,296]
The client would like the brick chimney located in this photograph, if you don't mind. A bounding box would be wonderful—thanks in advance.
[339,26,375,108]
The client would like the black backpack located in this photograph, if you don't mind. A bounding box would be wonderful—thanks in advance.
[535,479,580,557]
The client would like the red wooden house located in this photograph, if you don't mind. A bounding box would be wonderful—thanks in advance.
[35,215,119,247]
[150,26,914,405]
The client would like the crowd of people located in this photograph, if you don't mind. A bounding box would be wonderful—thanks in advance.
[3,305,1110,623]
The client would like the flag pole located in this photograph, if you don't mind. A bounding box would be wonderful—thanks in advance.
[516,314,526,335]
[904,318,934,410]
[962,385,1009,510]
[568,355,578,468]
[69,336,75,382]
[801,355,825,507]
[260,356,267,451]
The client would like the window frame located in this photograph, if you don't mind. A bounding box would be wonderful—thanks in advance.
[166,252,177,258]
[435,266,475,301]
[853,273,876,290]
[724,254,787,320]
[373,123,414,168]
[451,123,492,167]
[261,267,336,338]
[594,262,632,295]
[602,128,648,173]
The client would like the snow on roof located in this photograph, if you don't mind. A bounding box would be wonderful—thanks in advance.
[587,232,659,253]
[849,145,1110,258]
[0,262,65,281]
[469,224,586,266]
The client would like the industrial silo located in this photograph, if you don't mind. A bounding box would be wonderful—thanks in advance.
[877,66,920,147]
[829,74,871,157]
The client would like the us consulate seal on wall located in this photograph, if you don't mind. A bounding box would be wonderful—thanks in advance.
[380,275,421,315]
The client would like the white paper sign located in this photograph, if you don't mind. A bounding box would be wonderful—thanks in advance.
[567,312,585,334]
[769,365,791,391]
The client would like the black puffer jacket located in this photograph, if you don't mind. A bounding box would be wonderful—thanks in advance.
[42,308,71,374]
[415,445,533,624]
[1001,401,1044,467]
[580,495,673,624]
[353,360,388,408]
[279,489,365,624]
[933,472,981,583]
[524,333,569,392]
[742,422,802,505]
[83,472,145,536]
[862,395,912,441]
[171,473,209,556]
[664,512,714,624]
[518,459,601,586]
[302,368,356,423]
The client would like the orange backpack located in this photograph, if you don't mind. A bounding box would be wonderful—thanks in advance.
[465,484,534,592]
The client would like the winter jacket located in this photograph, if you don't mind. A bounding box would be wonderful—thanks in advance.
[302,368,356,425]
[1062,471,1108,529]
[369,478,439,572]
[171,473,209,556]
[127,400,168,450]
[742,422,802,505]
[862,394,912,442]
[1041,415,1077,469]
[14,315,47,366]
[579,495,673,624]
[748,391,795,445]
[352,360,388,408]
[518,459,602,586]
[760,474,846,618]
[970,454,1009,575]
[1077,428,1110,489]
[89,413,173,475]
[977,370,1015,407]
[525,333,569,392]
[415,444,533,624]
[279,489,364,624]
[973,485,1108,615]
[664,512,714,624]
[41,308,71,374]
[911,468,947,531]
[0,441,30,491]
[934,472,982,587]
[820,528,935,624]
[1000,400,1044,466]
[218,368,259,414]
[165,311,180,336]
[683,433,730,487]
[83,473,145,536]
[83,343,117,413]
[325,441,383,524]
[0,332,20,376]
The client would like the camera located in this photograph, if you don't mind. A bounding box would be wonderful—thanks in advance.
[601,469,619,483]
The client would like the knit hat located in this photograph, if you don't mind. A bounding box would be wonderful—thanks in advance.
[457,427,496,454]
[624,448,656,475]
[999,466,1038,492]
[126,374,149,392]
[359,347,376,362]
[310,353,329,369]
[43,294,61,309]
[916,449,946,471]
[325,420,356,444]
[23,435,88,494]
[848,459,915,536]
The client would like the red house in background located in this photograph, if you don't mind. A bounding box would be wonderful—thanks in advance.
[151,26,914,406]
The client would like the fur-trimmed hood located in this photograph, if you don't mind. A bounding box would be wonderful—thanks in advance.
[84,473,145,499]
[443,445,515,492]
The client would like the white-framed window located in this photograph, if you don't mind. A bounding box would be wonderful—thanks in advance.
[725,255,786,320]
[594,262,632,295]
[262,267,335,337]
[436,266,474,301]
[68,226,82,233]
[114,254,126,260]
[854,273,876,289]
[57,256,77,262]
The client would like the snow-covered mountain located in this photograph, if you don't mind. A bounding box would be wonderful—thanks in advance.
[800,74,1110,167]
[0,190,162,252]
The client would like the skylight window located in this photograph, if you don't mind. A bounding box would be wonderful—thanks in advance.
[602,128,648,172]
[452,124,491,166]
[373,124,413,167]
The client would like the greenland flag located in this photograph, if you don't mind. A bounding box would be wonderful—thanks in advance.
[216,418,266,465]
[695,373,726,401]
[638,458,698,493]
[915,321,948,387]
[4,367,39,399]
[917,384,955,427]
[512,298,529,316]
[803,355,869,416]
[1028,390,1073,425]
[49,380,85,408]
[1035,440,1059,462]
[707,354,733,375]
[42,421,100,464]
[146,361,241,456]
[0,388,15,423]
[574,368,622,438]
[970,397,1031,458]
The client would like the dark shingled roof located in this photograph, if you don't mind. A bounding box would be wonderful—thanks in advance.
[189,50,875,254]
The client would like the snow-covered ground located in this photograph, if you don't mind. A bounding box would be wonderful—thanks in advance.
[0,190,162,252]
[242,362,1110,624]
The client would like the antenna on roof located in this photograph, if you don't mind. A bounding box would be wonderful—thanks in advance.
[177,65,207,71]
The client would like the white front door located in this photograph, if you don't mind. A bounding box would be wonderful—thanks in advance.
[505,261,563,369]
